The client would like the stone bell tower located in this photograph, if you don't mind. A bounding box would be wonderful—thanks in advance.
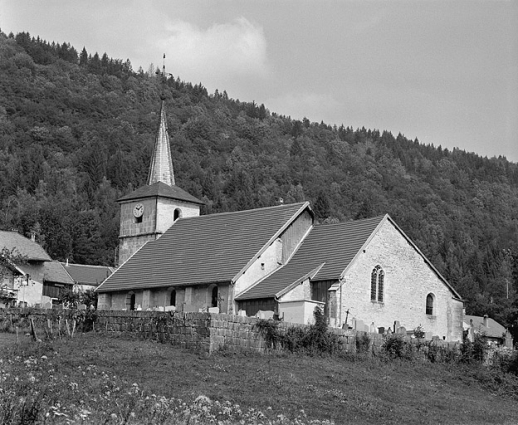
[117,79,203,266]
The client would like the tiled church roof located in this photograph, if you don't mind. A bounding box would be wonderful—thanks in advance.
[237,215,385,300]
[97,202,310,293]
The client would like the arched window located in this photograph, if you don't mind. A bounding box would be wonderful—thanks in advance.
[174,208,182,221]
[370,268,377,301]
[170,289,176,307]
[426,293,434,315]
[211,285,218,308]
[370,266,385,303]
[127,292,136,311]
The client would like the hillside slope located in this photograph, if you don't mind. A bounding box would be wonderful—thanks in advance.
[0,31,516,333]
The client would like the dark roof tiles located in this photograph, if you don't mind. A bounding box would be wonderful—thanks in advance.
[44,261,75,285]
[237,216,384,300]
[98,202,310,293]
[61,263,114,286]
[118,181,204,204]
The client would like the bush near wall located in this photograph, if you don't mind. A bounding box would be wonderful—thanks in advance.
[1,308,458,357]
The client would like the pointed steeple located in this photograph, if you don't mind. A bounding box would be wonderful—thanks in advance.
[147,100,175,186]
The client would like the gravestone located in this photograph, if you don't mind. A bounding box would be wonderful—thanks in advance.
[256,310,274,319]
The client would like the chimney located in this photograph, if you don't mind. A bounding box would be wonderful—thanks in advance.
[483,314,488,328]
[66,258,69,267]
[30,230,36,242]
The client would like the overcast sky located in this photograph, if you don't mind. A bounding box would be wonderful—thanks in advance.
[1,0,517,162]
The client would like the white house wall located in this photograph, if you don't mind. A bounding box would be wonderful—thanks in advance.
[278,277,311,302]
[14,276,42,307]
[234,238,283,298]
[340,220,464,341]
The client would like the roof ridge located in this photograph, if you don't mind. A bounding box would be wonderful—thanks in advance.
[61,262,111,269]
[178,202,308,221]
[314,215,386,228]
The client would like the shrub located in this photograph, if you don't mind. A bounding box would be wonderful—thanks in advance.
[254,307,341,355]
[508,351,518,376]
[254,318,282,350]
[355,332,371,354]
[461,334,488,364]
[381,334,414,360]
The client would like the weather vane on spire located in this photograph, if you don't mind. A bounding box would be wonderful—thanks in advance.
[159,53,173,100]
[162,53,166,78]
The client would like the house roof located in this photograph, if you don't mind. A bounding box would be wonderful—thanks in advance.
[61,263,114,286]
[464,315,507,339]
[97,202,311,293]
[237,215,385,300]
[44,261,75,285]
[0,230,51,262]
[117,181,204,205]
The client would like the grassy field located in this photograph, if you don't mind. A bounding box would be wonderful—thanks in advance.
[1,332,518,424]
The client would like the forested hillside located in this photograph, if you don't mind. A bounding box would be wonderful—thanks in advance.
[0,31,517,334]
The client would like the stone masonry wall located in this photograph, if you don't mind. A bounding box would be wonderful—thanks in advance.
[0,308,459,355]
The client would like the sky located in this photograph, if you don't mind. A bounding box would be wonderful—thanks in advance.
[1,0,517,162]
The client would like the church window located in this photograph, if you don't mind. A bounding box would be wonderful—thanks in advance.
[174,208,182,221]
[208,284,219,308]
[370,266,384,303]
[170,289,176,306]
[426,293,434,315]
[211,285,218,308]
[126,292,136,311]
[135,215,143,224]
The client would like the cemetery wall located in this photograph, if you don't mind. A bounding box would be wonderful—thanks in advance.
[0,308,458,355]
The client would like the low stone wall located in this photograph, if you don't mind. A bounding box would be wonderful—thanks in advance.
[0,308,457,355]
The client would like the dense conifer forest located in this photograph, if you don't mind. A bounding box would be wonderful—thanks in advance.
[0,31,517,336]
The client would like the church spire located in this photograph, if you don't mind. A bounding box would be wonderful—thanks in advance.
[147,101,175,186]
[147,55,175,186]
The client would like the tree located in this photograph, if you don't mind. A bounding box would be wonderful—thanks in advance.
[79,47,88,66]
[314,190,331,222]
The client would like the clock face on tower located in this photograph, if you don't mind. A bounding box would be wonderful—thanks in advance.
[133,203,144,218]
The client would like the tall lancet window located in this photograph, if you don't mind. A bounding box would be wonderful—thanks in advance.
[370,265,385,302]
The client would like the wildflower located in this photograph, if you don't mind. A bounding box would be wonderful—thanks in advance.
[195,395,211,403]
[111,413,117,420]
[41,355,47,360]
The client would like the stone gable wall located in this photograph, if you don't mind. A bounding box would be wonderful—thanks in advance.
[341,220,464,341]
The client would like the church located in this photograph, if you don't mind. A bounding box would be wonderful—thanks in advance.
[96,99,464,342]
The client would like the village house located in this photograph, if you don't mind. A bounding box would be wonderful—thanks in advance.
[464,314,514,348]
[0,230,74,307]
[96,99,465,342]
[0,231,113,308]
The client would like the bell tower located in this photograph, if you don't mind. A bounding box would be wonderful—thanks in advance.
[117,57,203,266]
